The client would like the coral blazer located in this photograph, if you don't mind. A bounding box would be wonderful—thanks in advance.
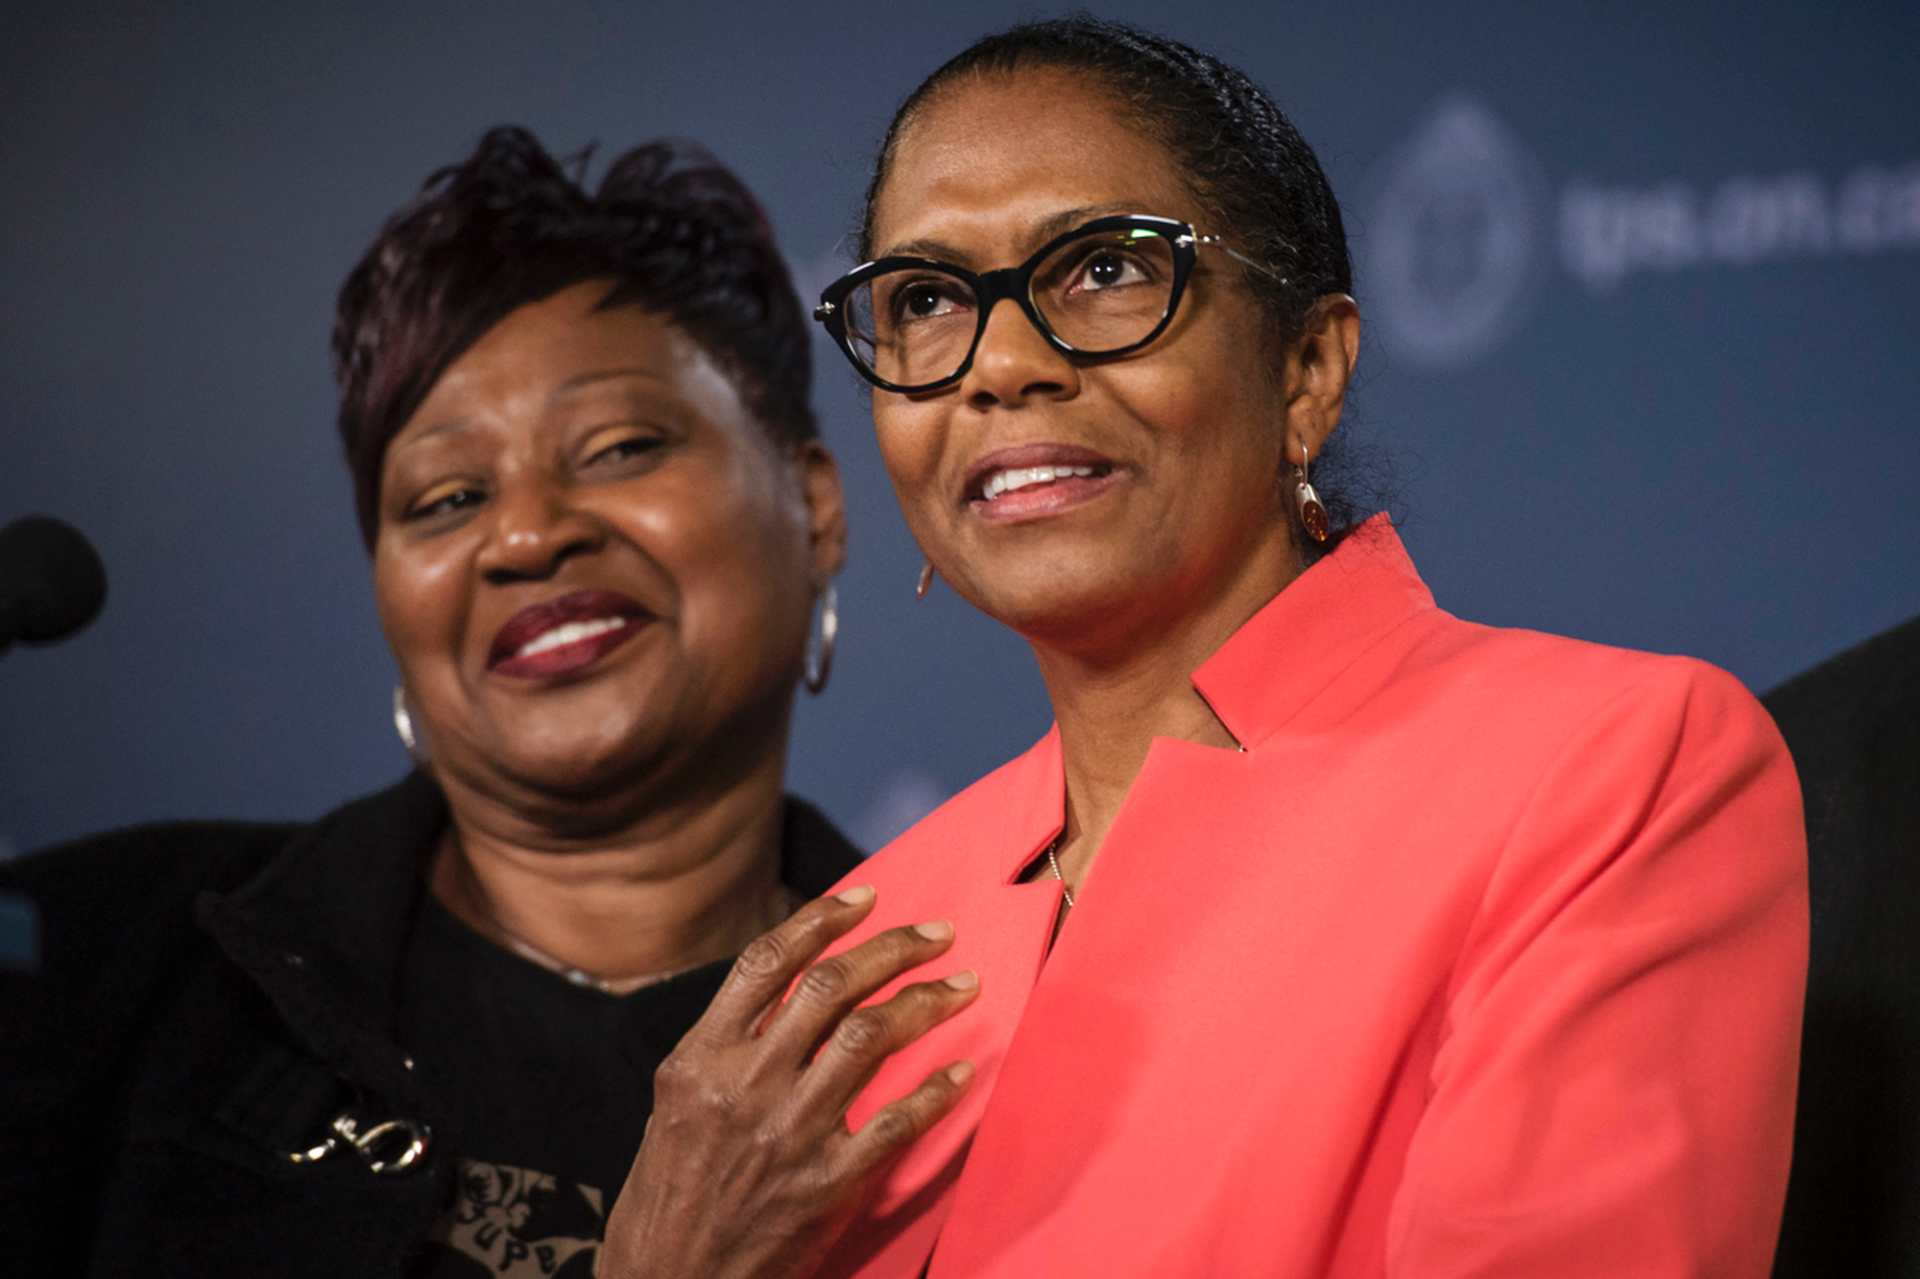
[817,519,1807,1279]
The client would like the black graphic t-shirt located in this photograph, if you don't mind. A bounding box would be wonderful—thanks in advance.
[398,893,734,1278]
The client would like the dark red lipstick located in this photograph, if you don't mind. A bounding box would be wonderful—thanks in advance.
[487,589,653,680]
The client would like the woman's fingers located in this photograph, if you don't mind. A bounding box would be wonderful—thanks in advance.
[603,898,975,1279]
[836,1059,978,1182]
[763,920,959,1058]
[799,970,982,1115]
[703,884,878,1037]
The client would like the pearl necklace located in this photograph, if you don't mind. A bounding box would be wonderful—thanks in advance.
[1046,835,1075,909]
[1041,742,1246,912]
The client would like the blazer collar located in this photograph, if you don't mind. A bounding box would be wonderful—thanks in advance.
[1193,515,1435,751]
[991,516,1433,882]
[992,725,1068,884]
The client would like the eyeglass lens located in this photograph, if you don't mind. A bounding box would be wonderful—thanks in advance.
[844,226,1179,388]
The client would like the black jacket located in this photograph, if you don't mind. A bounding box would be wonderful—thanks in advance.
[1762,613,1920,1278]
[0,772,862,1277]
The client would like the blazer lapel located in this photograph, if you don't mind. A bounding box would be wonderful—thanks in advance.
[817,733,1068,1279]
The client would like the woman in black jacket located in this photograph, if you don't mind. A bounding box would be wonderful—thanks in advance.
[0,127,971,1278]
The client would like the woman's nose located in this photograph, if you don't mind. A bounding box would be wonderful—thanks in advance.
[961,298,1079,410]
[475,480,606,583]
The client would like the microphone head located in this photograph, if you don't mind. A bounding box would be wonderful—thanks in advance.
[0,516,108,649]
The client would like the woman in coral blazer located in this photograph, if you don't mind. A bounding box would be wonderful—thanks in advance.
[799,517,1804,1278]
[601,17,1806,1279]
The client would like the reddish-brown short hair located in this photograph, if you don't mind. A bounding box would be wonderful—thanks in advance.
[333,127,815,548]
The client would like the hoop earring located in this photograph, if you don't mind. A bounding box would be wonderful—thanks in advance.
[916,559,935,601]
[1293,447,1330,543]
[392,686,430,765]
[804,582,837,696]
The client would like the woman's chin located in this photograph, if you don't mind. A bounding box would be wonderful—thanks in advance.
[963,569,1152,649]
[454,716,678,804]
[507,748,644,798]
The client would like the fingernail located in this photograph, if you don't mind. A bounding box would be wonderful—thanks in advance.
[946,1060,975,1087]
[834,885,875,905]
[914,920,953,942]
[943,970,979,991]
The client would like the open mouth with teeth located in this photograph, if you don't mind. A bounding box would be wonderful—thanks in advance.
[981,464,1106,501]
[966,448,1120,524]
[513,616,629,658]
[488,589,654,680]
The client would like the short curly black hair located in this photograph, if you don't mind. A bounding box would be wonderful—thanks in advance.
[863,15,1383,542]
[333,126,815,548]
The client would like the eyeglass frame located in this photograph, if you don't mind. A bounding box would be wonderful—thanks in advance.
[812,214,1285,394]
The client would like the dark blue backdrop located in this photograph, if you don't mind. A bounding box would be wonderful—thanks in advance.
[3,0,1916,857]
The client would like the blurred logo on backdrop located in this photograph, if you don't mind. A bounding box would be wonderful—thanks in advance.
[1364,96,1546,371]
[1561,166,1920,292]
[1363,94,1920,371]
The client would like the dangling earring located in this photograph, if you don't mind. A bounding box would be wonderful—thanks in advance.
[916,559,935,601]
[1293,445,1330,543]
[803,582,838,695]
[392,686,430,766]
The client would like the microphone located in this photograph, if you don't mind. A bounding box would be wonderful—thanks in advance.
[0,516,108,655]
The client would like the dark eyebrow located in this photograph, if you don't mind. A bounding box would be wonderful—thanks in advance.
[391,369,662,455]
[389,416,475,453]
[878,203,1156,266]
[550,367,660,400]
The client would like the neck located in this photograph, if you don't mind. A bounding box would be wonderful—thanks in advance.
[1031,529,1300,889]
[428,734,794,988]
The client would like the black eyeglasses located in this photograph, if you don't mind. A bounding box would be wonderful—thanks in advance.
[813,214,1283,394]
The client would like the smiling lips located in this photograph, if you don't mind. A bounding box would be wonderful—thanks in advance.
[966,444,1120,524]
[488,589,654,679]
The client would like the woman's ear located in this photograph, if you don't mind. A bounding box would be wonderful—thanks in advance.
[793,440,849,581]
[1284,294,1361,458]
